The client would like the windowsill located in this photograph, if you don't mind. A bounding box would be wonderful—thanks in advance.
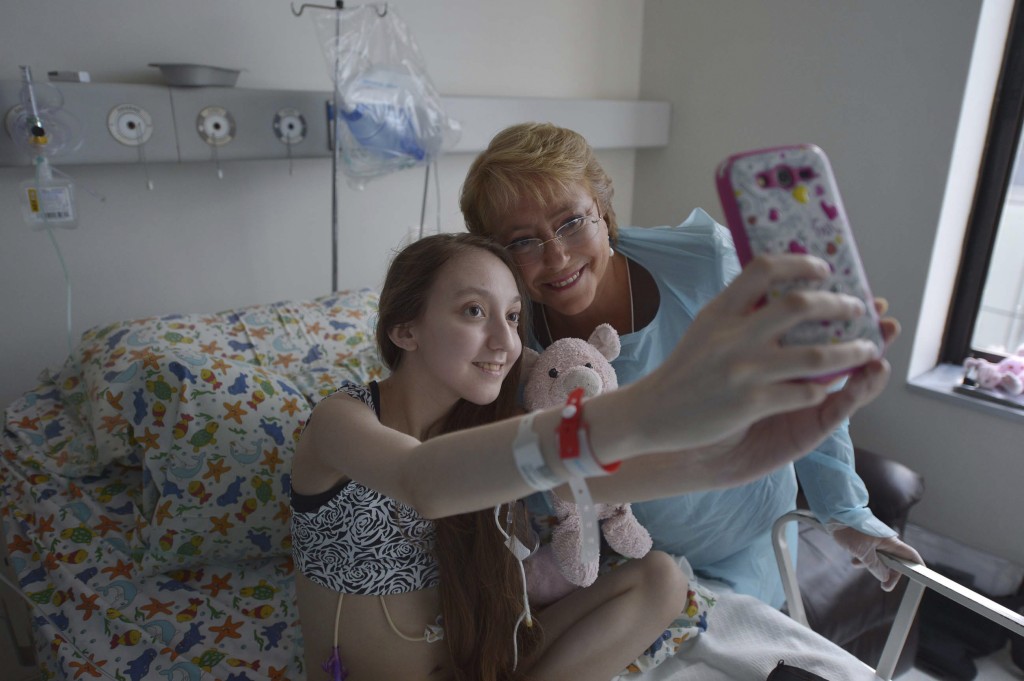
[908,362,1024,423]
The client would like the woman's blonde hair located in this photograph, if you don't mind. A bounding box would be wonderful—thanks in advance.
[460,122,619,242]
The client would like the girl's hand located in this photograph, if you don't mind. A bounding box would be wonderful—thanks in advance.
[681,356,892,489]
[618,254,886,455]
[586,350,893,503]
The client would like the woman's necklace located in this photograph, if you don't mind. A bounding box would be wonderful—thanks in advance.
[541,256,634,343]
[625,257,635,333]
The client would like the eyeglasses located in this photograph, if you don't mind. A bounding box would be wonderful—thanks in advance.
[504,208,602,265]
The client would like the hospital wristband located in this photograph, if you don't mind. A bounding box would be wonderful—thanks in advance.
[513,411,562,491]
[558,387,620,477]
[558,388,619,566]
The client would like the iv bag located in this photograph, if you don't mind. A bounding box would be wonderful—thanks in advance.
[313,6,460,187]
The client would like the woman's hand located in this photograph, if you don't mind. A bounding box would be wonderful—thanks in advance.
[829,526,923,591]
[610,254,888,457]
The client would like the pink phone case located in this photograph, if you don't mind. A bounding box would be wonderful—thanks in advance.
[715,144,884,359]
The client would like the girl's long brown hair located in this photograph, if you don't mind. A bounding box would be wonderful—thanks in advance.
[376,233,542,680]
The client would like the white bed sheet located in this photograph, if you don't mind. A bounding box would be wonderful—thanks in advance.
[615,558,879,681]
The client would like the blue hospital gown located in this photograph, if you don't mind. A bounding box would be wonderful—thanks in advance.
[537,208,896,608]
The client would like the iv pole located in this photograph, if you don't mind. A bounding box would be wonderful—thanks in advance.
[293,0,359,293]
[293,1,435,291]
[330,4,341,293]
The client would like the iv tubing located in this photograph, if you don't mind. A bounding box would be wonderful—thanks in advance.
[35,157,74,359]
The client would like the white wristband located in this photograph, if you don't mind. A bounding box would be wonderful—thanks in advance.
[513,411,561,491]
[567,476,601,565]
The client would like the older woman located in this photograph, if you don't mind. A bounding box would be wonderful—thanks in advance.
[460,122,920,607]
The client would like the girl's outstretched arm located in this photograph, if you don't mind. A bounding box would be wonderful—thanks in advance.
[296,254,889,520]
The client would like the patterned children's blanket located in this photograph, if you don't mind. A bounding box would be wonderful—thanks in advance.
[1,291,384,680]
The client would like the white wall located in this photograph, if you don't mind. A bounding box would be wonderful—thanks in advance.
[0,0,644,407]
[636,0,1024,566]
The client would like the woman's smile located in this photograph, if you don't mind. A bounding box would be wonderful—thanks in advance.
[545,265,585,291]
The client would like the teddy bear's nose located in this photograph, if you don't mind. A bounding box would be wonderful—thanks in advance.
[559,366,603,398]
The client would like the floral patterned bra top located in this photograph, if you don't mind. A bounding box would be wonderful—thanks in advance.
[290,382,441,595]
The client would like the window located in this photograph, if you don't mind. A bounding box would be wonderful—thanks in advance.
[942,0,1024,366]
[969,144,1024,354]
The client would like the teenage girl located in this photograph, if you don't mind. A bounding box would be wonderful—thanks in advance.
[290,232,892,680]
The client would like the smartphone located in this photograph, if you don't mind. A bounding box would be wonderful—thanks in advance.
[715,144,884,363]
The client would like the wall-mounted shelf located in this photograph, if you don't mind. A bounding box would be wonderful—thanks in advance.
[0,80,671,167]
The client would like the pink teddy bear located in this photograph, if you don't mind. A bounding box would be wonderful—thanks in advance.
[520,323,652,605]
[964,345,1024,396]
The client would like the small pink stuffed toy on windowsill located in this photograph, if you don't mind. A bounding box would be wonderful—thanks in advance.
[963,343,1024,396]
[520,323,653,607]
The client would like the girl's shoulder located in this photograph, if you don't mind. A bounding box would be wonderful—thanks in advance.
[313,380,379,414]
[329,381,374,407]
[302,381,380,437]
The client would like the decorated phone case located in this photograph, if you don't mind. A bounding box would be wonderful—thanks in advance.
[715,144,884,356]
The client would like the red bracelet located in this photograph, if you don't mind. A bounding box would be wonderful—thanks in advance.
[558,387,620,475]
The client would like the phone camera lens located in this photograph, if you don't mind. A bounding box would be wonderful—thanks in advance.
[775,167,794,188]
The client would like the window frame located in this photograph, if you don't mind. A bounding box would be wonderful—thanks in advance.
[941,0,1024,364]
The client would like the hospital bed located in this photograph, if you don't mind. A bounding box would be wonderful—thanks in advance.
[2,288,1021,680]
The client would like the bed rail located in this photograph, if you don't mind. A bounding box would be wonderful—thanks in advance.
[772,509,1024,680]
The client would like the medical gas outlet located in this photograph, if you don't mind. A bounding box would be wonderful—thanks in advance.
[273,108,306,145]
[197,106,235,146]
[107,104,153,146]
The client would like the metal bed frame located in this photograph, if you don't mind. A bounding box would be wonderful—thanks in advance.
[773,509,1024,680]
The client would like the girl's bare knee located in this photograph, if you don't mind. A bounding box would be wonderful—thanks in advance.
[637,551,689,618]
